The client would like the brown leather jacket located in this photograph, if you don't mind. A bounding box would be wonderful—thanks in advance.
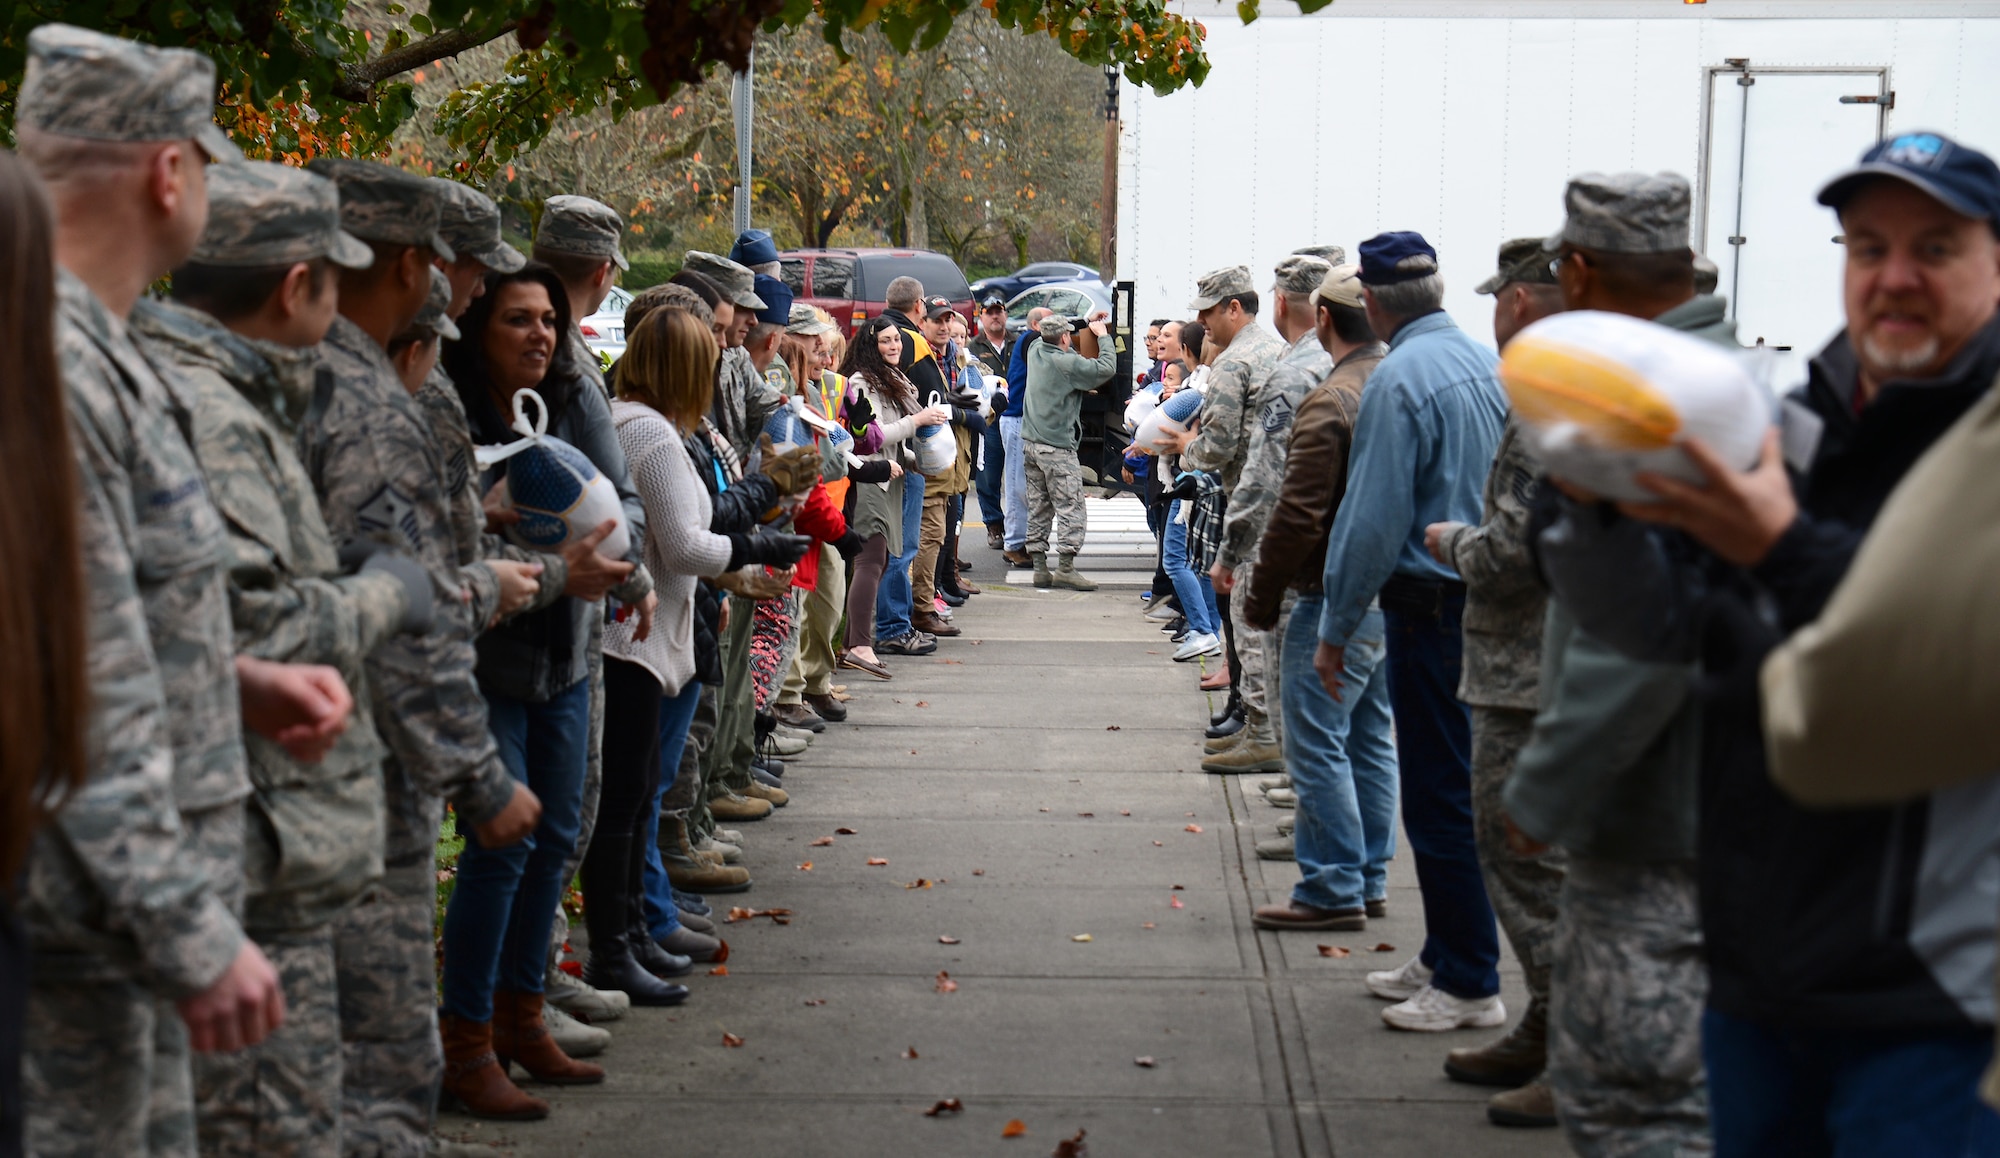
[1240,342,1387,629]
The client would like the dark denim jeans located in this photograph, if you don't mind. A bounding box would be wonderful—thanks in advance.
[976,420,1004,532]
[1382,586,1500,1000]
[1704,1008,2000,1158]
[875,475,926,641]
[1282,598,1399,911]
[441,676,591,1022]
[642,679,704,938]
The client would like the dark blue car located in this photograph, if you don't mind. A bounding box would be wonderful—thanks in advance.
[970,261,1101,304]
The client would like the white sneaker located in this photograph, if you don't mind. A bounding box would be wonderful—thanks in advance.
[1258,775,1291,793]
[1380,984,1507,1033]
[1365,954,1434,1001]
[545,966,629,1022]
[543,999,612,1056]
[1144,602,1181,622]
[1276,812,1295,836]
[1172,631,1222,662]
[1265,788,1297,809]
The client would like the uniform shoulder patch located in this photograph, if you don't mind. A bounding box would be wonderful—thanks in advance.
[356,483,423,551]
[1260,395,1296,434]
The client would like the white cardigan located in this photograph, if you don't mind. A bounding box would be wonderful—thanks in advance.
[605,400,734,694]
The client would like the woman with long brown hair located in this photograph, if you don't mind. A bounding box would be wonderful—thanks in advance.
[0,148,88,1158]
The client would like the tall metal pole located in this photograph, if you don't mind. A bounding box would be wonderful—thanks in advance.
[1100,64,1119,281]
[732,49,756,235]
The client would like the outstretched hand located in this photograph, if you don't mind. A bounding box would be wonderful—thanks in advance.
[1620,429,1796,567]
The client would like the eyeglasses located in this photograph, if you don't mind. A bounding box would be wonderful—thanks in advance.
[1547,249,1591,279]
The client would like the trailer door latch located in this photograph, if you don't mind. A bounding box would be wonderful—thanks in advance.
[1839,92,1895,108]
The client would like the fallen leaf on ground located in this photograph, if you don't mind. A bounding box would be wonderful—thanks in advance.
[721,1032,745,1047]
[915,701,930,708]
[1119,809,1131,816]
[903,1046,919,1059]
[910,750,919,755]
[1186,812,1197,817]
[939,935,961,944]
[1141,922,1157,929]
[935,657,964,664]
[1170,896,1184,909]
[1037,807,1050,812]
[1001,1119,1027,1138]
[803,998,827,1006]
[1134,1056,1156,1067]
[866,858,889,866]
[724,907,795,924]
[972,869,986,876]
[797,862,814,871]
[1171,884,1185,890]
[809,836,835,847]
[1054,1128,1088,1156]
[1152,840,1163,847]
[1105,725,1121,731]
[1077,812,1094,818]
[1318,945,1351,958]
[1373,943,1397,952]
[969,639,983,645]
[923,1098,964,1116]
[712,940,730,963]
[1184,824,1204,834]
[935,970,958,994]
[708,964,730,975]
[836,827,858,835]
[903,878,933,889]
[1071,933,1093,942]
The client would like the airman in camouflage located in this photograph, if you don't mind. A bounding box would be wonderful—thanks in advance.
[14,24,268,1157]
[1421,236,1566,1109]
[1184,263,1286,755]
[130,159,438,1157]
[686,250,785,459]
[300,157,526,1157]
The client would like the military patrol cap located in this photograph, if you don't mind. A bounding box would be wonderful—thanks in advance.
[1357,232,1440,286]
[786,302,836,336]
[410,267,460,341]
[1693,251,1720,295]
[1188,264,1254,311]
[683,251,766,311]
[1293,244,1347,266]
[193,161,373,270]
[538,194,627,270]
[1546,172,1692,255]
[1315,263,1366,309]
[1474,237,1560,295]
[306,158,455,261]
[1036,315,1071,341]
[1274,254,1332,295]
[753,274,794,327]
[729,228,781,268]
[19,25,243,162]
[434,179,525,273]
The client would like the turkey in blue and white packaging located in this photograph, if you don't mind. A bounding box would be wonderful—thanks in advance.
[478,386,630,560]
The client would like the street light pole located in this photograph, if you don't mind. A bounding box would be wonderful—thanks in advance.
[732,49,756,235]
[1101,64,1119,282]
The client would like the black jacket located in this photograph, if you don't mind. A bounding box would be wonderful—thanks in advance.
[1540,313,2000,1032]
[683,431,778,685]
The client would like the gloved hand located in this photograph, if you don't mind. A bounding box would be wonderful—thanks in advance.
[1168,472,1201,502]
[755,433,821,498]
[339,541,435,634]
[954,407,988,437]
[843,391,876,435]
[848,459,894,485]
[832,528,868,560]
[726,529,813,571]
[715,566,794,601]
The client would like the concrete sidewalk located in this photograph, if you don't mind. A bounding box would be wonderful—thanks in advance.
[448,501,1567,1157]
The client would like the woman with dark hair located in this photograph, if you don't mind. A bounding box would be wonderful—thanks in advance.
[836,317,948,680]
[437,263,655,1113]
[0,148,86,1158]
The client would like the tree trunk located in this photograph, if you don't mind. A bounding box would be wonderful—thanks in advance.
[906,182,928,250]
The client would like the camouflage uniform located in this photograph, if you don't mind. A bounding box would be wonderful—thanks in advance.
[1183,265,1286,741]
[16,26,251,1158]
[1432,415,1564,1010]
[297,161,517,1158]
[686,251,785,461]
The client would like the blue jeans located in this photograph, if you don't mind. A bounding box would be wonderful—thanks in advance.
[1000,415,1027,550]
[641,679,704,939]
[441,677,591,1022]
[977,419,1005,532]
[1282,598,1399,911]
[1382,589,1501,1000]
[1703,1008,2000,1158]
[875,475,926,641]
[1161,500,1219,636]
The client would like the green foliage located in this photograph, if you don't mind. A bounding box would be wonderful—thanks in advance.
[622,251,682,290]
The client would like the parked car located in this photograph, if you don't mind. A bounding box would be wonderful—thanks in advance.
[777,248,974,337]
[1003,280,1116,337]
[971,261,1101,303]
[578,284,634,363]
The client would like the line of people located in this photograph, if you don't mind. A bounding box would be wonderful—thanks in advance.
[0,22,1002,1158]
[1118,136,2000,1155]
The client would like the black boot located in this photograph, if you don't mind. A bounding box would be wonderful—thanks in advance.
[1210,688,1241,729]
[581,832,691,1004]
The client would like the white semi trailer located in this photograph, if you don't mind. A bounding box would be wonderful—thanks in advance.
[1117,0,2000,387]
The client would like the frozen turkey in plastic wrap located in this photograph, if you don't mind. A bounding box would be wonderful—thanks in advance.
[478,387,631,561]
[1132,386,1205,451]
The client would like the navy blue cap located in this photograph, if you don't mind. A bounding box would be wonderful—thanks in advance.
[730,228,781,268]
[1357,231,1440,286]
[752,273,793,326]
[1817,131,2000,222]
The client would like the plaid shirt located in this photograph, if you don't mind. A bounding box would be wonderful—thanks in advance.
[1187,471,1225,572]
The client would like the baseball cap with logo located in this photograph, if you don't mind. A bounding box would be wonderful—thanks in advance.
[538,194,627,270]
[1817,131,2000,224]
[19,24,243,162]
[433,179,526,273]
[194,162,373,270]
[1475,237,1561,295]
[923,295,956,321]
[1188,264,1254,311]
[306,159,454,260]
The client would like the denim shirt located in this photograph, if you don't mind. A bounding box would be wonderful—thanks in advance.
[1316,310,1506,645]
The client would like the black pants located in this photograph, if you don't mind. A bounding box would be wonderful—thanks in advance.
[581,657,664,956]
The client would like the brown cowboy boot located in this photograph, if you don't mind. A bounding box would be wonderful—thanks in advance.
[491,990,606,1085]
[439,1013,548,1120]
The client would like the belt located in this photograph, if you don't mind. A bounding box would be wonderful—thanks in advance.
[1377,573,1467,618]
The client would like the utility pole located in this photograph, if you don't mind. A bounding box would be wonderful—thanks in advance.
[731,50,756,235]
[1100,64,1119,281]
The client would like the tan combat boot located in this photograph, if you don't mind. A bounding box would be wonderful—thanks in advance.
[1446,997,1548,1088]
[1030,552,1053,588]
[1486,1081,1558,1128]
[1201,739,1285,774]
[662,813,753,893]
[709,792,774,822]
[1050,554,1097,591]
[742,780,789,808]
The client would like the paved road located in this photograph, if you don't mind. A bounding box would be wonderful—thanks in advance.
[448,496,1568,1158]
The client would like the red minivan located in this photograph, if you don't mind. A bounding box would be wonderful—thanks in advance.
[777,248,975,337]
